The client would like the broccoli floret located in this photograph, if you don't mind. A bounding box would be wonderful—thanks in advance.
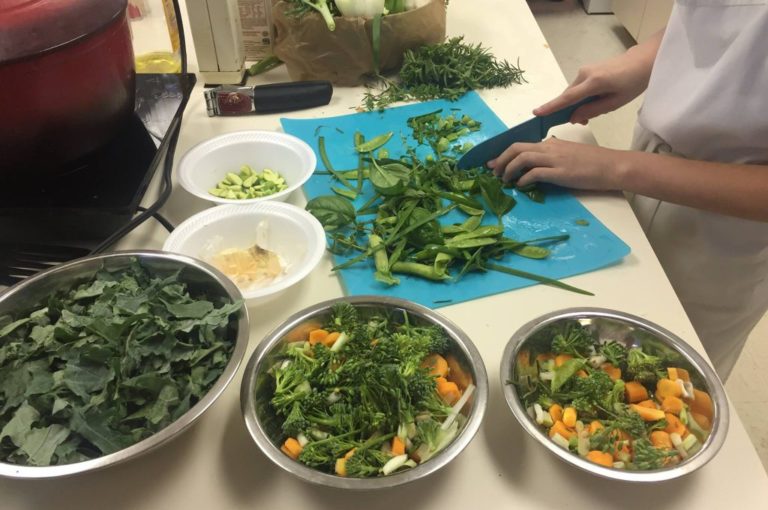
[630,438,677,470]
[599,340,628,368]
[327,302,359,332]
[551,322,595,357]
[282,401,310,437]
[626,348,664,384]
[569,370,615,417]
[344,447,390,478]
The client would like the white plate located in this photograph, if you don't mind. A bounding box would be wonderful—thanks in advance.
[162,203,326,301]
[178,130,316,205]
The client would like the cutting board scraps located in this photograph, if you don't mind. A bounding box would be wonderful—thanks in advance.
[281,92,630,308]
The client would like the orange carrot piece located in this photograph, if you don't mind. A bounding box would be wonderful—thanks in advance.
[281,437,303,460]
[600,362,622,381]
[436,378,461,405]
[308,329,330,346]
[536,352,554,362]
[445,354,473,390]
[586,450,614,467]
[335,458,347,476]
[664,413,688,437]
[668,367,691,382]
[421,353,450,378]
[691,412,712,431]
[656,378,683,401]
[650,430,673,449]
[661,395,684,415]
[624,381,649,403]
[562,407,577,428]
[629,404,666,421]
[576,369,588,378]
[636,399,658,409]
[391,436,406,456]
[689,389,714,420]
[554,353,573,367]
[588,420,604,435]
[549,404,564,423]
[323,331,341,347]
[549,420,575,440]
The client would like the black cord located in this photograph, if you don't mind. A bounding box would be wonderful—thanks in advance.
[137,207,175,232]
[91,0,187,254]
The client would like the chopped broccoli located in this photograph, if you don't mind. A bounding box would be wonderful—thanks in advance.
[599,340,628,368]
[569,370,616,417]
[626,348,664,384]
[630,438,677,470]
[282,401,310,437]
[551,322,595,357]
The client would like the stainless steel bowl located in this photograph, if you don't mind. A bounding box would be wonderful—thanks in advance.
[0,251,249,479]
[241,295,488,490]
[500,308,729,483]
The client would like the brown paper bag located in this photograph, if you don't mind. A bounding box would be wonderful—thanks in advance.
[272,0,447,86]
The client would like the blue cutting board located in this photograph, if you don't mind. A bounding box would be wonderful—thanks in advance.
[281,92,630,308]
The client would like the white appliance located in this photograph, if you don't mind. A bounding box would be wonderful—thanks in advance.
[186,0,246,84]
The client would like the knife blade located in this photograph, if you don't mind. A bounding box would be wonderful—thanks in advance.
[456,96,598,169]
[204,80,333,116]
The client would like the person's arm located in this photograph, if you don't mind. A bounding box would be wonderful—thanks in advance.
[534,29,665,124]
[489,138,768,222]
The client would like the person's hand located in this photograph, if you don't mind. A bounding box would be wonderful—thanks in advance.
[488,137,628,190]
[534,49,655,124]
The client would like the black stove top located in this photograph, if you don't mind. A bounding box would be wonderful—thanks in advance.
[0,73,196,284]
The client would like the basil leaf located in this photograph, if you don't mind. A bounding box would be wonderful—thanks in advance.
[306,195,356,230]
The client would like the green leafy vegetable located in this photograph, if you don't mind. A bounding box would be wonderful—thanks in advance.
[0,260,241,466]
[364,37,526,110]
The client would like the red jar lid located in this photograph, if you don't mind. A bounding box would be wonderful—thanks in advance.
[0,0,128,65]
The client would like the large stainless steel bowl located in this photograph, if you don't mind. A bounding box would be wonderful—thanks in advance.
[241,295,488,490]
[500,308,729,483]
[0,251,249,479]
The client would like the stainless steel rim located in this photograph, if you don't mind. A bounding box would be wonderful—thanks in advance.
[241,295,489,490]
[0,250,250,479]
[499,307,729,483]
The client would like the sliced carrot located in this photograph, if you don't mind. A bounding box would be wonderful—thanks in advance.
[661,395,684,415]
[281,437,303,460]
[284,320,323,342]
[308,329,330,346]
[586,450,614,467]
[554,353,573,367]
[536,352,554,362]
[445,354,473,390]
[600,362,621,381]
[624,381,649,403]
[588,420,604,435]
[517,349,531,367]
[636,399,658,409]
[323,331,341,347]
[549,420,575,440]
[668,367,691,382]
[688,389,713,421]
[549,404,564,423]
[576,369,588,378]
[421,353,449,378]
[436,378,461,405]
[629,404,666,421]
[650,430,673,450]
[611,441,631,462]
[691,412,712,431]
[656,378,683,401]
[562,407,577,428]
[391,436,406,456]
[664,412,689,437]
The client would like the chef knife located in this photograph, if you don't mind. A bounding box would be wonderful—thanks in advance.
[204,80,333,117]
[456,96,598,169]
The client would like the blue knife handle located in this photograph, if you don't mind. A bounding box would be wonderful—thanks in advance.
[539,96,599,137]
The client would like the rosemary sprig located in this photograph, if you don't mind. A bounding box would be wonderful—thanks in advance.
[364,36,526,110]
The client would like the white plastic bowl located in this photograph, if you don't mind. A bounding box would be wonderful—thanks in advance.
[162,203,326,301]
[178,130,316,205]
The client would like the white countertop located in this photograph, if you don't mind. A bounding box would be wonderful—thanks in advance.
[3,1,766,508]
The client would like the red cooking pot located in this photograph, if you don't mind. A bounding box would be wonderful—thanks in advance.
[0,0,135,176]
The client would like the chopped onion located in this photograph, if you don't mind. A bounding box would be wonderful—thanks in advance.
[441,383,475,431]
[381,454,409,475]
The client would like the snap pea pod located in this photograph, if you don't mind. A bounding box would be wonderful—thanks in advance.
[356,132,393,153]
[391,261,449,281]
[369,234,399,286]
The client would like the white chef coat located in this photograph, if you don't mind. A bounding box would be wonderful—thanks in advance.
[630,0,768,380]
